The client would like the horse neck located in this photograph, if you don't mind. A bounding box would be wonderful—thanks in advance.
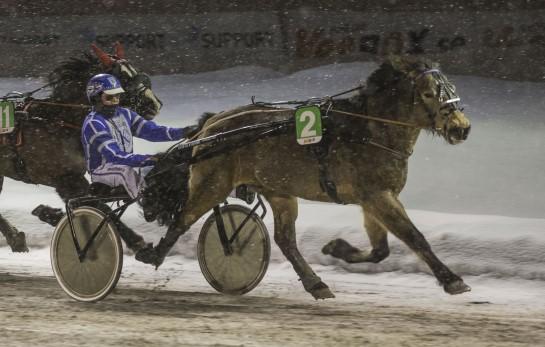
[359,92,422,155]
[50,82,88,104]
[49,59,101,104]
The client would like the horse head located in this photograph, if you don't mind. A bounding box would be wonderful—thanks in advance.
[388,56,471,145]
[49,42,162,120]
[91,43,162,120]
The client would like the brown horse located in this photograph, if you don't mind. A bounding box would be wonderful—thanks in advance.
[138,55,472,299]
[0,43,162,252]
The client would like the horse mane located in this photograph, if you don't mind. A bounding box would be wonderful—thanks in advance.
[47,53,102,103]
[364,56,437,97]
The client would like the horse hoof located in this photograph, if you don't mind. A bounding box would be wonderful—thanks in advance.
[310,282,335,300]
[321,240,337,255]
[321,238,356,258]
[135,244,164,269]
[31,204,64,226]
[9,232,29,253]
[444,280,471,295]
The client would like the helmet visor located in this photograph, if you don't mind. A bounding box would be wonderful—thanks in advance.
[103,86,125,95]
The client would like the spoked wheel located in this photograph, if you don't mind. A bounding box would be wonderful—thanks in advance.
[198,204,270,295]
[51,207,123,302]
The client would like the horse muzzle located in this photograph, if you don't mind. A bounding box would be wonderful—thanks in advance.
[441,109,471,145]
[138,89,163,120]
[445,125,471,144]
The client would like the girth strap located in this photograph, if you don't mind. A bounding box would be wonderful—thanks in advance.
[309,131,345,205]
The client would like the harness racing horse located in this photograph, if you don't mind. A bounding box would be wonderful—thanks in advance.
[0,43,162,252]
[139,55,472,299]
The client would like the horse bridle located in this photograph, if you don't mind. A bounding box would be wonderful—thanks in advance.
[110,60,163,113]
[412,68,462,132]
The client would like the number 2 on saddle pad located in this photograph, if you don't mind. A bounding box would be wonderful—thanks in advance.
[295,105,322,145]
[0,101,15,134]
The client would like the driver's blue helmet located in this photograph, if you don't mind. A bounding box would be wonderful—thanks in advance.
[86,73,125,102]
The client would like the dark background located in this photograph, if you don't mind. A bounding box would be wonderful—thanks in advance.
[0,0,544,80]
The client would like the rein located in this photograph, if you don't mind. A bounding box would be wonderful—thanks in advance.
[22,100,88,130]
[26,100,89,109]
[328,109,419,128]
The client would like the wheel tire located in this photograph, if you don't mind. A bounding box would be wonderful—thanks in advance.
[51,207,123,302]
[198,204,270,295]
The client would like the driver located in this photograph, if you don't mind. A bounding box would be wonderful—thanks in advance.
[81,73,197,199]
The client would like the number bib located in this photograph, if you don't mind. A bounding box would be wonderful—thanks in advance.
[295,105,322,145]
[0,101,15,134]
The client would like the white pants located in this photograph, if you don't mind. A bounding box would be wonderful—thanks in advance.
[91,164,154,199]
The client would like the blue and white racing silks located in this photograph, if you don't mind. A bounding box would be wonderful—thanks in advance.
[82,107,184,173]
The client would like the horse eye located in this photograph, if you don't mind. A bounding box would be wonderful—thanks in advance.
[423,92,435,98]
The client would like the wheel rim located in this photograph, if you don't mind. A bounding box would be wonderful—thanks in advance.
[198,205,270,295]
[51,208,122,301]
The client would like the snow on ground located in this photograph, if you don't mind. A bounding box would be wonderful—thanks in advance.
[1,62,545,310]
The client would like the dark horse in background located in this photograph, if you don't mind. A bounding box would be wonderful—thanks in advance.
[0,43,162,252]
[141,55,472,299]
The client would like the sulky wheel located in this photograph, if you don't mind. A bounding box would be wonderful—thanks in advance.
[198,204,270,295]
[51,207,123,302]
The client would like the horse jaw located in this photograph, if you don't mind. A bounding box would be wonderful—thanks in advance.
[140,89,162,120]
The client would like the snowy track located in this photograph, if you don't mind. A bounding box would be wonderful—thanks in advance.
[1,269,545,347]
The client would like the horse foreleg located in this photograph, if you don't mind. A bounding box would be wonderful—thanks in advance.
[266,194,334,300]
[322,209,390,263]
[364,192,470,295]
[0,176,28,252]
[0,214,28,252]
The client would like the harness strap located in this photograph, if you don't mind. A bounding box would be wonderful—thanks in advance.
[0,115,32,183]
[23,101,83,130]
[329,109,419,128]
[188,108,288,141]
[25,100,89,109]
[310,139,345,205]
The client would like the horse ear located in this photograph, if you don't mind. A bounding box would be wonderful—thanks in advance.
[91,44,114,67]
[114,41,125,59]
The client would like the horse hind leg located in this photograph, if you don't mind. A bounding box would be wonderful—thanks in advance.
[322,209,390,263]
[266,193,334,300]
[0,176,28,252]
